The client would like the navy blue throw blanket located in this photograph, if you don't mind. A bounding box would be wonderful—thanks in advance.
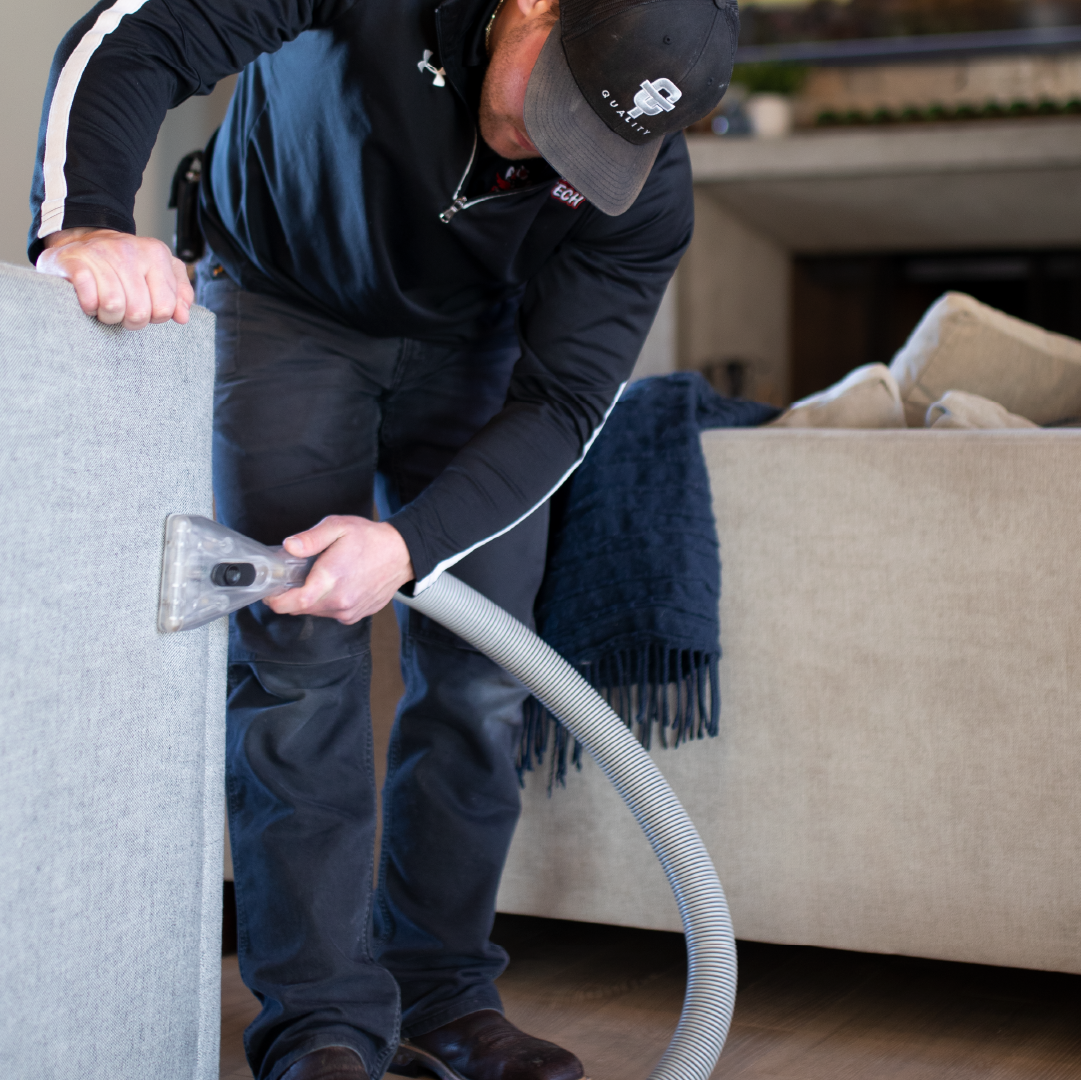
[522,372,779,785]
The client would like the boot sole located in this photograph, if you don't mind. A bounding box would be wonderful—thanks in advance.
[388,1042,468,1080]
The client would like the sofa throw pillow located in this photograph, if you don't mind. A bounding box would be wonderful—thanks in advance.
[768,363,905,429]
[926,390,1039,430]
[890,292,1081,427]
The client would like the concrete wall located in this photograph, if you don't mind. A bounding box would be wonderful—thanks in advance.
[677,191,791,406]
[0,0,233,266]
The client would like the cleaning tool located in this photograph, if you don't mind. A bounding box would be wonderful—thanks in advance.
[157,514,311,633]
[159,514,738,1080]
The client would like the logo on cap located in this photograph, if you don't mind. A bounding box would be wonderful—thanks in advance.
[628,78,682,119]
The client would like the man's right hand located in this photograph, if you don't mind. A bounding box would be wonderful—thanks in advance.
[36,227,194,331]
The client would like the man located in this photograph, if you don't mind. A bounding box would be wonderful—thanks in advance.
[30,0,737,1077]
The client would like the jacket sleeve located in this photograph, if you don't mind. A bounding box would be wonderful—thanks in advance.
[28,0,357,264]
[388,134,694,591]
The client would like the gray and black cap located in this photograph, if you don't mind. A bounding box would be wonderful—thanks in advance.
[523,0,739,215]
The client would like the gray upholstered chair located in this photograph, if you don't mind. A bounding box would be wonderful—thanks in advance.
[0,262,225,1079]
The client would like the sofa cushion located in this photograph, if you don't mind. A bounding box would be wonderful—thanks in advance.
[890,292,1081,427]
[926,390,1038,430]
[769,363,904,429]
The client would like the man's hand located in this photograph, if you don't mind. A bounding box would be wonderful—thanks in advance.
[266,516,415,624]
[36,227,194,330]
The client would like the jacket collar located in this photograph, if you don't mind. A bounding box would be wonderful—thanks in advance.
[435,0,500,113]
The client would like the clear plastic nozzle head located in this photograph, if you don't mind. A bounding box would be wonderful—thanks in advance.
[158,514,312,633]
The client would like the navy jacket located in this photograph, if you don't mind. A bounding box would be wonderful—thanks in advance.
[30,0,696,587]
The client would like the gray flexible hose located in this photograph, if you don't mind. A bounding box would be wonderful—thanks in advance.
[396,573,737,1080]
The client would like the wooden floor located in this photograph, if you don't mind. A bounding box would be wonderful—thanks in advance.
[225,607,1081,1077]
[219,914,1081,1080]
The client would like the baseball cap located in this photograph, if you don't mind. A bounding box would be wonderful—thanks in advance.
[523,0,739,215]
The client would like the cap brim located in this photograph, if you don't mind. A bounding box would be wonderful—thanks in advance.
[524,24,662,217]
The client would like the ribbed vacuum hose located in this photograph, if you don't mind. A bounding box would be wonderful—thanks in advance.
[396,573,737,1080]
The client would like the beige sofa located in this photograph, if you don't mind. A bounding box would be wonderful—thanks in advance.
[497,428,1081,976]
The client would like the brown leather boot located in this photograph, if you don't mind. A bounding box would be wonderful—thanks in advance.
[389,1010,585,1080]
[280,1046,370,1080]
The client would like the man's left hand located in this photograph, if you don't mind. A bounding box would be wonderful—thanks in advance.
[266,516,414,624]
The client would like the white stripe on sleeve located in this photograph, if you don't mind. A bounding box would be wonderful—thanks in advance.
[38,0,152,239]
[412,382,628,594]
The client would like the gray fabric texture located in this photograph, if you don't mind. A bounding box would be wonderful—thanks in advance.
[0,263,225,1079]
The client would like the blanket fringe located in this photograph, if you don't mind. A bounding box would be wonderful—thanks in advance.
[518,647,720,791]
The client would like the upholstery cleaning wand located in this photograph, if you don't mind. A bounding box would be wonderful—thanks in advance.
[157,514,313,633]
[158,514,738,1080]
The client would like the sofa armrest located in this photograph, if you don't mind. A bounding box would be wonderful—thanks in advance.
[0,263,225,1078]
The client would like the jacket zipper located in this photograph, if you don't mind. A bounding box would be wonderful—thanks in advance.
[439,128,552,223]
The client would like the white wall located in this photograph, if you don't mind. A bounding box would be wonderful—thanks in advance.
[1,0,88,265]
[0,0,233,266]
[133,80,237,246]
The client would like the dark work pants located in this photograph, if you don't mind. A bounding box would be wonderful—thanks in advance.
[197,263,549,1080]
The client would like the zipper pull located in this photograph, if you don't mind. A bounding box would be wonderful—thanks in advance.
[439,196,468,223]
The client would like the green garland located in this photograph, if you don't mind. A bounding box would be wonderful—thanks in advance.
[816,98,1081,126]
